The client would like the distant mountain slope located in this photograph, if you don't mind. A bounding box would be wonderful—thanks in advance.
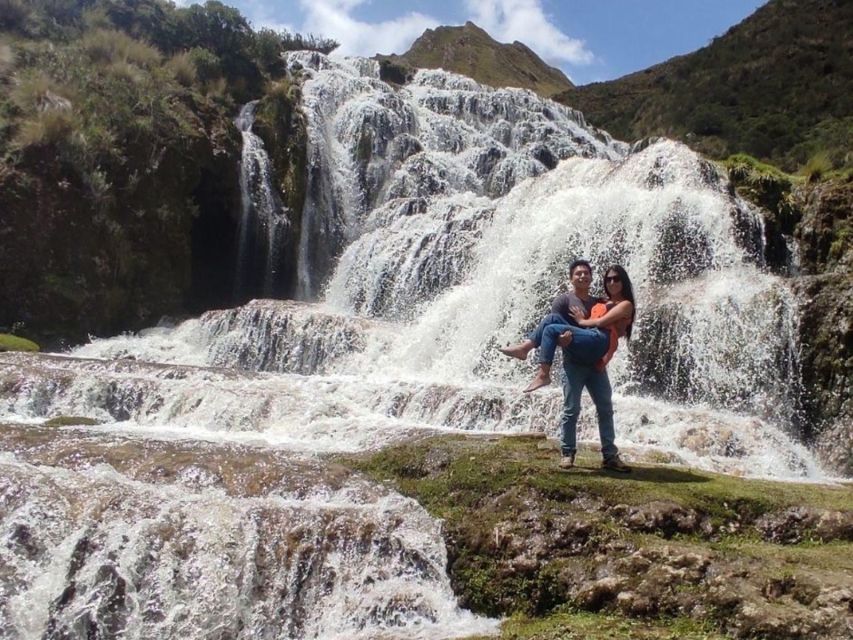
[378,22,573,97]
[553,0,853,170]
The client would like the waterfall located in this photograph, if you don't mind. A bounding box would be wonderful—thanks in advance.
[0,50,838,640]
[0,425,494,639]
[235,101,290,299]
[289,52,625,298]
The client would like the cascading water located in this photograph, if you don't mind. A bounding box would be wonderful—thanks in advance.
[235,101,290,299]
[0,51,839,640]
[291,51,625,298]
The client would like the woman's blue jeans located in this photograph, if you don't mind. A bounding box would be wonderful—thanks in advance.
[528,313,609,366]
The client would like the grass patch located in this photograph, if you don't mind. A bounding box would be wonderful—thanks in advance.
[466,609,728,640]
[348,435,852,520]
[801,150,833,183]
[44,416,101,427]
[0,333,40,352]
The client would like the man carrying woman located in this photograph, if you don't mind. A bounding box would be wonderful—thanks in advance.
[500,260,634,472]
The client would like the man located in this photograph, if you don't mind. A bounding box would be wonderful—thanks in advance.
[555,259,630,472]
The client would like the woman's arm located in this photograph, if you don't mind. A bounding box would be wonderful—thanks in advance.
[570,301,633,328]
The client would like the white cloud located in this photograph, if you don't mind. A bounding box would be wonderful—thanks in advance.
[298,0,441,57]
[464,0,593,66]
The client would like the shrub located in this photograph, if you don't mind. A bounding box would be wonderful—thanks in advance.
[166,51,196,86]
[187,46,221,83]
[0,0,31,32]
[80,28,161,69]
[12,108,77,148]
[801,151,832,183]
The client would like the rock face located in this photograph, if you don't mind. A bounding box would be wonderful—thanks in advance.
[377,22,574,97]
[0,95,241,346]
[726,162,852,476]
[791,179,853,476]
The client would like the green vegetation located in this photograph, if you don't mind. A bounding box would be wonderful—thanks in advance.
[0,0,332,342]
[44,415,101,427]
[341,435,853,637]
[466,609,728,640]
[0,333,40,351]
[554,0,853,172]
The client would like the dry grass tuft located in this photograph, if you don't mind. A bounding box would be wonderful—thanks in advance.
[12,109,77,148]
[80,29,161,69]
[167,51,197,87]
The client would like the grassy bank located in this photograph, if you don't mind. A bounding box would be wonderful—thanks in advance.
[340,435,853,639]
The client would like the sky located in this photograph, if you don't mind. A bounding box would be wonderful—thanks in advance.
[176,0,769,85]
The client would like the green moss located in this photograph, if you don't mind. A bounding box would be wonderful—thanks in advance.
[466,610,728,640]
[44,415,101,427]
[0,333,40,351]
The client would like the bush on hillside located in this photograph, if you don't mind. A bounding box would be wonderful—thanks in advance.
[0,0,30,32]
[802,151,833,183]
[80,28,161,68]
[166,51,197,87]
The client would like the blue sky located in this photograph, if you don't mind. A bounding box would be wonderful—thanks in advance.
[177,0,768,85]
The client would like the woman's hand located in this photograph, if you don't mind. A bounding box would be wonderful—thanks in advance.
[569,305,592,326]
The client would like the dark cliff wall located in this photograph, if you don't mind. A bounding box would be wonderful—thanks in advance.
[728,161,852,474]
[0,95,241,346]
[790,180,852,475]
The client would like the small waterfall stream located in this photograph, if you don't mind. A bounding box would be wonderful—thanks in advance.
[235,101,290,299]
[0,52,839,640]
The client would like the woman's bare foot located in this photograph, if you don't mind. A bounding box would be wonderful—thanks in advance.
[523,372,552,392]
[498,340,534,360]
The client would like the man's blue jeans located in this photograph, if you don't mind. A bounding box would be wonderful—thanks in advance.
[559,358,618,460]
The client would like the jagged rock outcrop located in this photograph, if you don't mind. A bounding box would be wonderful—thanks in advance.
[348,435,853,639]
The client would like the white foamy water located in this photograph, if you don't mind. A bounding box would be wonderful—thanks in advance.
[0,430,496,640]
[235,100,290,297]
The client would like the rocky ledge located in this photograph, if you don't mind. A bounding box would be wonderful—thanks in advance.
[342,434,853,640]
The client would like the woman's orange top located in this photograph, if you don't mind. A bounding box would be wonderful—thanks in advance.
[590,302,620,371]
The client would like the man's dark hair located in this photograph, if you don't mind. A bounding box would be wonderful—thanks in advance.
[569,259,592,276]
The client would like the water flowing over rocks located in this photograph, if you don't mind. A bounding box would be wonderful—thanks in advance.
[286,52,626,297]
[234,101,291,299]
[0,425,495,639]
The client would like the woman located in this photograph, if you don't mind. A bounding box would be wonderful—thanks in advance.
[500,265,636,392]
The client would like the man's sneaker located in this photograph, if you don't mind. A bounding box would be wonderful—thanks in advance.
[558,454,575,469]
[602,454,631,473]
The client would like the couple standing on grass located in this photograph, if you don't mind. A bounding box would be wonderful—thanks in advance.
[500,260,635,473]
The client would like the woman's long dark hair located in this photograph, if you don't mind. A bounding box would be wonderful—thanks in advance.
[603,264,636,339]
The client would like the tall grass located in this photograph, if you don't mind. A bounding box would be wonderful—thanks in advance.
[801,151,832,183]
[11,71,74,113]
[12,109,77,148]
[166,51,197,87]
[80,29,160,69]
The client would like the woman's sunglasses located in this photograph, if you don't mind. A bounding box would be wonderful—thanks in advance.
[605,275,621,283]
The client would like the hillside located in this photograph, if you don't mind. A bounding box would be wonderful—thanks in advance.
[0,0,328,343]
[377,21,573,97]
[554,0,853,171]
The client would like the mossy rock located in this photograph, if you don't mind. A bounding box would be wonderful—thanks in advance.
[44,416,102,427]
[0,333,40,352]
